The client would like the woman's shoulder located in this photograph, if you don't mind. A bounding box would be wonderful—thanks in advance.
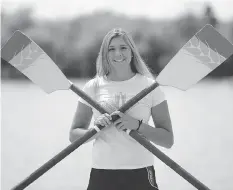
[136,73,156,85]
[82,77,100,92]
[84,77,97,85]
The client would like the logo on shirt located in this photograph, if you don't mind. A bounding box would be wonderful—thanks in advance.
[115,92,127,107]
[99,92,127,113]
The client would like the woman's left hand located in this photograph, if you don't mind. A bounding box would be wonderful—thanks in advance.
[111,111,139,131]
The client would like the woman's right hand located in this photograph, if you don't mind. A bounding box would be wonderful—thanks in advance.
[94,113,112,127]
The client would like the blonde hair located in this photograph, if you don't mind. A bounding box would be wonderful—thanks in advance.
[96,28,154,79]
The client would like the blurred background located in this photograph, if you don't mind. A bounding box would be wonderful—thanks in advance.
[1,0,233,190]
[1,0,233,78]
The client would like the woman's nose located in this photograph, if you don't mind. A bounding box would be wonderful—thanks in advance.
[114,49,123,57]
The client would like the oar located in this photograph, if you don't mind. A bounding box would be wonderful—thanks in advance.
[1,24,232,190]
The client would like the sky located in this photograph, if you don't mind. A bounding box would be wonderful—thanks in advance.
[1,0,233,21]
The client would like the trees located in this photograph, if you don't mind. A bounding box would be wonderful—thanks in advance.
[1,8,232,79]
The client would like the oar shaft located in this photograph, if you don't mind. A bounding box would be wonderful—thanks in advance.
[11,82,159,190]
[12,82,211,190]
[71,83,211,190]
[11,129,97,190]
[70,82,159,114]
[130,132,211,190]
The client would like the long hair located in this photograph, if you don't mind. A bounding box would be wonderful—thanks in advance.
[96,28,154,79]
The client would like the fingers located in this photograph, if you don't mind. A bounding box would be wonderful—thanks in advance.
[94,113,112,127]
[114,119,124,129]
[113,118,126,130]
[111,111,124,119]
[117,123,124,130]
[103,116,111,125]
[105,113,112,122]
[112,111,125,130]
[113,119,122,126]
[94,111,127,130]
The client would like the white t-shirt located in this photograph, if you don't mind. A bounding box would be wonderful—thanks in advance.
[78,73,166,169]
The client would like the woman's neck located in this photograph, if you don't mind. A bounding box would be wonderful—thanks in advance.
[107,69,136,81]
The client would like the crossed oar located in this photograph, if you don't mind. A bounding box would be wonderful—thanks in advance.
[2,24,233,190]
[11,81,211,190]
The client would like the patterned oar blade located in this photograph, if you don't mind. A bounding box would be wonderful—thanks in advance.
[1,30,71,93]
[156,24,233,90]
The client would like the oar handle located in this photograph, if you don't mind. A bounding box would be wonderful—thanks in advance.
[70,82,159,126]
[11,82,159,190]
[71,83,211,190]
[12,81,211,190]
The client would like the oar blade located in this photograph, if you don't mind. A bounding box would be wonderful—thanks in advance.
[1,30,71,93]
[156,24,233,90]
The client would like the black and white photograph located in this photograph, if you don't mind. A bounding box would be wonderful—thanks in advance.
[1,0,233,189]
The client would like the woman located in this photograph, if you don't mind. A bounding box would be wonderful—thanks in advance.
[69,28,174,190]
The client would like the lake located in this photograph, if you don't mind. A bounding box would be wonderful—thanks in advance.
[1,78,233,190]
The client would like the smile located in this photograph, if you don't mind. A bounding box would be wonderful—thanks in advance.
[114,59,125,62]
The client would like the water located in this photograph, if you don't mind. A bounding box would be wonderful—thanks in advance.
[1,78,233,190]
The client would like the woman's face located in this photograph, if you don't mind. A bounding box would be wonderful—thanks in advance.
[107,36,132,69]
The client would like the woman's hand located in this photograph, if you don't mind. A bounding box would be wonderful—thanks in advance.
[94,113,112,127]
[111,111,139,131]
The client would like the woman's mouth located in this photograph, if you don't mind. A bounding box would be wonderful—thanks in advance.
[114,59,125,63]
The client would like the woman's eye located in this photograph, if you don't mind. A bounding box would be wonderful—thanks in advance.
[121,47,127,50]
[108,48,114,51]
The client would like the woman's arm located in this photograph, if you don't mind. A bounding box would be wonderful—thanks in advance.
[69,102,94,143]
[137,100,174,148]
[113,100,174,149]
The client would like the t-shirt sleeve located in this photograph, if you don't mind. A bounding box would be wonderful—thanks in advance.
[151,86,166,107]
[78,79,96,108]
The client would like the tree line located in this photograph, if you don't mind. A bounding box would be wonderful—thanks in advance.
[1,5,233,79]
